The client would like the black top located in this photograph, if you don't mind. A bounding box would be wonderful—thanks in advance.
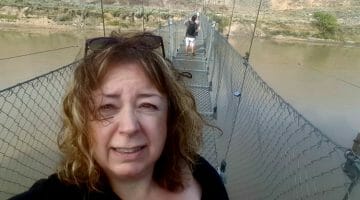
[9,156,229,200]
[185,20,198,38]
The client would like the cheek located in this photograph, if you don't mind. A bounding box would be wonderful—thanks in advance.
[156,120,167,140]
[156,115,168,147]
[89,119,114,137]
[88,124,112,167]
[87,123,99,155]
[139,114,167,144]
[88,122,110,152]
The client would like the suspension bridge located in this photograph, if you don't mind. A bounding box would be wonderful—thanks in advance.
[0,5,359,200]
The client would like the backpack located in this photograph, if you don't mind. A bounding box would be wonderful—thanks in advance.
[186,21,197,37]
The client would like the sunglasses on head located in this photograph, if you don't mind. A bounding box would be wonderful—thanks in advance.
[84,33,166,58]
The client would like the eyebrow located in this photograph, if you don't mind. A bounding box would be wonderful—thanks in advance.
[138,93,164,99]
[101,92,165,99]
[101,93,120,99]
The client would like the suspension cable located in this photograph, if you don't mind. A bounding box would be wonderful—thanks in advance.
[0,46,79,61]
[221,0,263,160]
[142,0,145,32]
[247,0,263,62]
[221,1,263,174]
[307,66,360,89]
[225,0,236,39]
[100,0,106,36]
[224,61,249,160]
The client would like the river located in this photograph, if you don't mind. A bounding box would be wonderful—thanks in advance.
[0,30,359,148]
[0,29,103,90]
[230,36,360,147]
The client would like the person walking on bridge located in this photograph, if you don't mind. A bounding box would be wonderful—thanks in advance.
[184,15,199,56]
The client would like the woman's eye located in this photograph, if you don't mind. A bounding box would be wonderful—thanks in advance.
[98,104,117,119]
[139,103,158,110]
[99,104,114,110]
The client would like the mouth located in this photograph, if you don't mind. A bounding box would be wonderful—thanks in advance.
[112,145,146,154]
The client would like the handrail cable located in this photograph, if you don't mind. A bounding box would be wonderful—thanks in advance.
[0,60,79,93]
[225,0,236,39]
[142,0,145,32]
[100,0,106,36]
[247,0,263,62]
[0,46,79,61]
[223,0,263,162]
[224,62,249,160]
[307,66,360,89]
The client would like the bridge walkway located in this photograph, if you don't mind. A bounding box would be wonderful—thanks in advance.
[171,35,220,168]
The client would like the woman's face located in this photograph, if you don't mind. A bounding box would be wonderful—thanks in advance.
[89,62,168,181]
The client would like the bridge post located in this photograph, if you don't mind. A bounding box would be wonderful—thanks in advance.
[207,21,216,92]
[353,133,360,156]
[341,133,360,200]
[168,17,174,61]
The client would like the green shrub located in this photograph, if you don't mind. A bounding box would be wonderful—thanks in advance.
[107,20,120,26]
[159,12,170,20]
[135,10,143,18]
[56,13,73,21]
[0,14,17,21]
[143,10,153,22]
[111,10,120,17]
[111,10,128,17]
[313,11,339,39]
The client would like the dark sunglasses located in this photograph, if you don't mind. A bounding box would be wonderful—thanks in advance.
[84,34,166,58]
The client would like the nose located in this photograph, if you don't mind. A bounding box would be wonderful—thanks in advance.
[115,107,140,135]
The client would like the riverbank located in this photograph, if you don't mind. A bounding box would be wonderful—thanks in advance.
[1,4,360,46]
[0,16,154,34]
[2,21,359,49]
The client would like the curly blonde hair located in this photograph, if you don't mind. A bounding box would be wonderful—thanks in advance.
[57,32,204,192]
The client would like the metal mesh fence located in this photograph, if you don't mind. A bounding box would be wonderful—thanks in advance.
[0,15,359,200]
[199,15,359,200]
[0,62,76,199]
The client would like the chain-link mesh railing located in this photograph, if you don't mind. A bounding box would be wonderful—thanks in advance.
[0,62,76,199]
[199,15,359,200]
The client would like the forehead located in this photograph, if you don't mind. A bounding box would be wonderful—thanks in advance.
[101,62,150,85]
[98,62,167,96]
[95,57,170,98]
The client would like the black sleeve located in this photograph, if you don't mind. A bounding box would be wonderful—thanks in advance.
[193,156,230,200]
[8,174,83,200]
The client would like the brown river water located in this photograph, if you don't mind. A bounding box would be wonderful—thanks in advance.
[230,36,360,147]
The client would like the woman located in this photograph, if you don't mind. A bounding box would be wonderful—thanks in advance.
[10,32,228,200]
[184,15,199,56]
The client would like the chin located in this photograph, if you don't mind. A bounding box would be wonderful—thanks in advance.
[110,163,152,180]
